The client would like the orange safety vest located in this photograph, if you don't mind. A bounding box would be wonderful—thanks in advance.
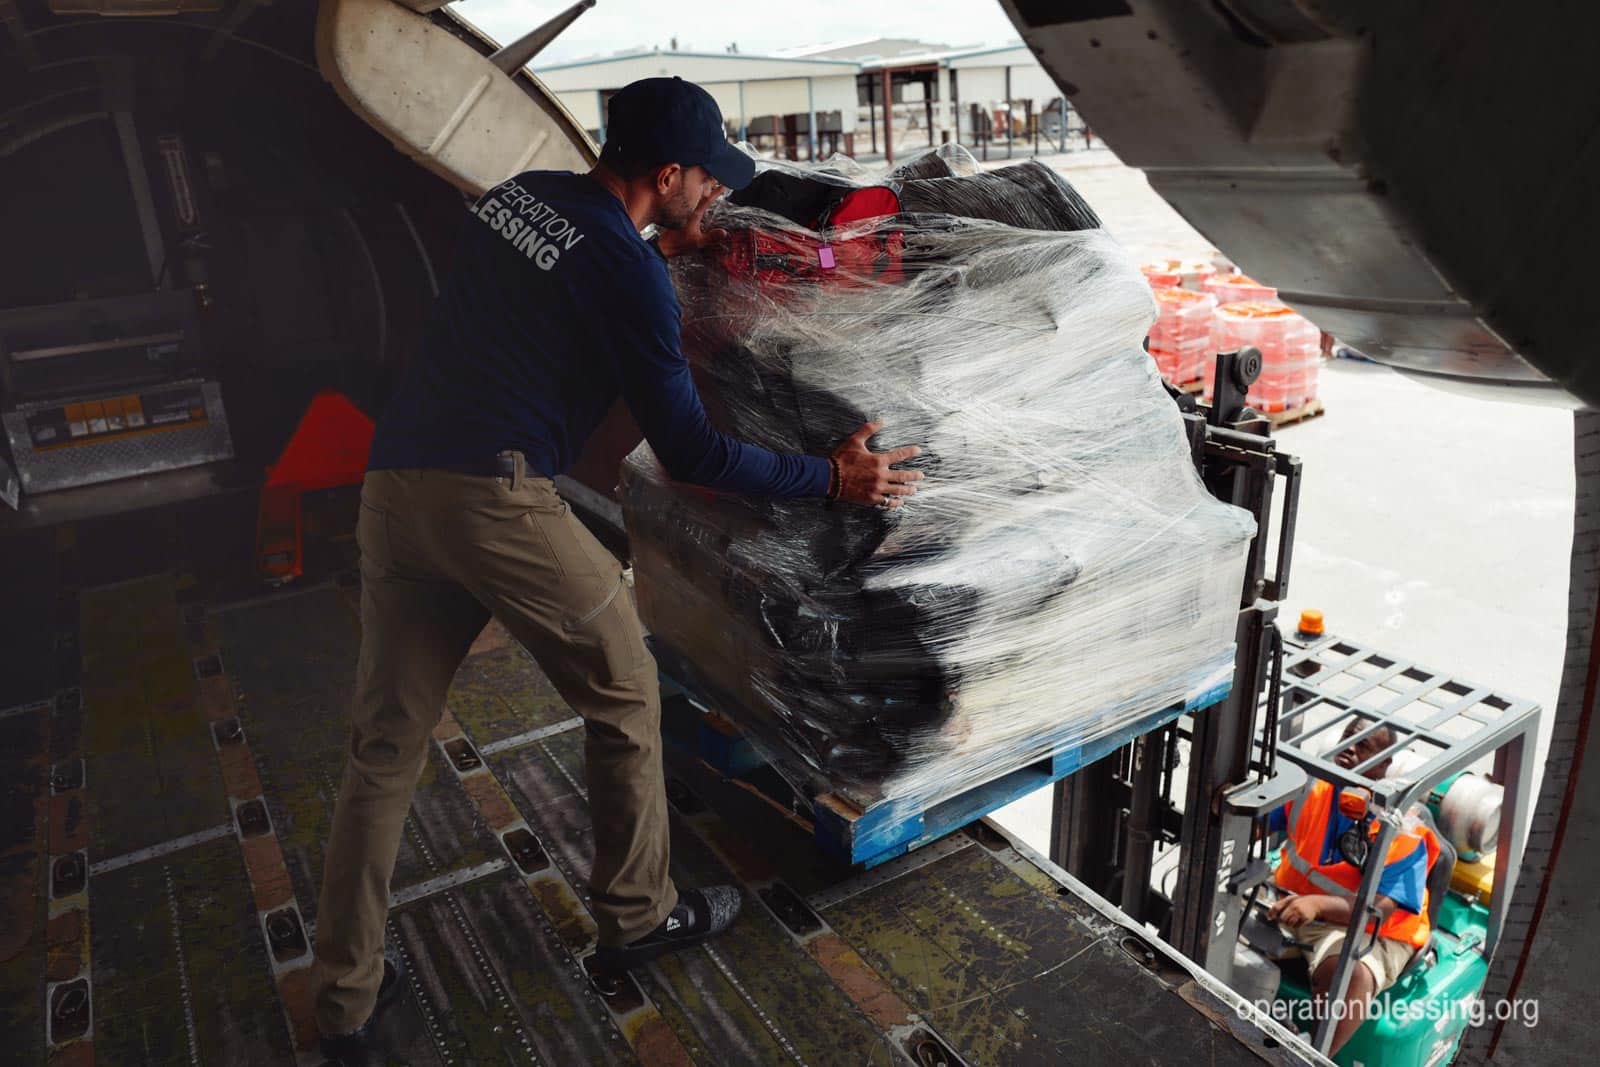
[1273,780,1439,949]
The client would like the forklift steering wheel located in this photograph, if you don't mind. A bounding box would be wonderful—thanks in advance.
[1250,896,1315,953]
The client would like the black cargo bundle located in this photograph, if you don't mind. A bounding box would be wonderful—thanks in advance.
[622,147,1254,811]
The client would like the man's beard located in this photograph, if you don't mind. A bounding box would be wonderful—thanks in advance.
[656,186,696,230]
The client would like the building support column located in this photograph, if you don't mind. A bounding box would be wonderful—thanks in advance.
[1004,65,1014,159]
[866,74,877,154]
[882,69,893,164]
[936,64,952,146]
[806,76,817,160]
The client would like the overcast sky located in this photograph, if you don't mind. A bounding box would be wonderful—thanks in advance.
[462,0,1022,66]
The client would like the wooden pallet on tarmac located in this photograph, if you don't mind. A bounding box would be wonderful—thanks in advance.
[1264,398,1325,430]
[1166,379,1325,429]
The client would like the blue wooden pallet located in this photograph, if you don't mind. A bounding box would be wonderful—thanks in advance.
[814,687,1229,867]
[651,637,1232,869]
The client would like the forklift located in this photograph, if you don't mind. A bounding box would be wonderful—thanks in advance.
[1239,634,1538,1066]
[1053,348,1539,1064]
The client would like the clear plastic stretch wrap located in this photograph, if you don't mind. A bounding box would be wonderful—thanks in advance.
[1203,272,1278,307]
[620,146,1257,816]
[1141,256,1217,292]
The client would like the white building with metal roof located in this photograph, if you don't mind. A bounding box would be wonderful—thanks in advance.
[533,48,862,157]
[533,38,1083,164]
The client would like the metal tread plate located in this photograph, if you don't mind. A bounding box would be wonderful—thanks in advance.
[4,380,235,495]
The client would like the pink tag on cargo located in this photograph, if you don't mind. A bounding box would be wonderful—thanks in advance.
[817,246,836,270]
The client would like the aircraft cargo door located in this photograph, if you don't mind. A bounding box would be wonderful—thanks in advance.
[315,0,596,197]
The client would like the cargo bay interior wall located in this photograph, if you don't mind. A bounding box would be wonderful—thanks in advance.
[0,0,465,515]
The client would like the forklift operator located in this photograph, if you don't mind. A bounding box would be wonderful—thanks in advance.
[309,76,924,1063]
[1265,721,1439,1054]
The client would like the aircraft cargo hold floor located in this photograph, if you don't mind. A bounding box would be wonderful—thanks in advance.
[0,494,1315,1065]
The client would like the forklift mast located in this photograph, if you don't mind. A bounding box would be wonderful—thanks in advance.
[1051,347,1303,980]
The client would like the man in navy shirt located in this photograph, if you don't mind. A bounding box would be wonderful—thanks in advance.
[310,77,922,1061]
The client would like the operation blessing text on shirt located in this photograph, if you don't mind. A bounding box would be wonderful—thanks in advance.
[476,177,587,270]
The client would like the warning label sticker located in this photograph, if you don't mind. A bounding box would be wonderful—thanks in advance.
[26,383,208,451]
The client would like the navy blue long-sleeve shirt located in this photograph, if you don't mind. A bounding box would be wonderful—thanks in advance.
[368,170,829,497]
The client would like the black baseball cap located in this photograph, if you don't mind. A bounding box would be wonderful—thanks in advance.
[604,77,756,190]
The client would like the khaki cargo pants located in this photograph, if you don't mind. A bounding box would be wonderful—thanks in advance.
[309,457,676,1036]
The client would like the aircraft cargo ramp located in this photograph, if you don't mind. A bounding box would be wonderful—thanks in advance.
[0,497,1318,1065]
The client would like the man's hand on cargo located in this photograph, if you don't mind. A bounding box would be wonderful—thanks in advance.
[654,182,728,257]
[830,422,924,509]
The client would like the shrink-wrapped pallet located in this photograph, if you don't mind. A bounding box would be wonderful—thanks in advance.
[1208,301,1322,412]
[1203,272,1278,306]
[1148,287,1218,386]
[1141,256,1216,292]
[1140,261,1184,288]
[620,147,1256,814]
